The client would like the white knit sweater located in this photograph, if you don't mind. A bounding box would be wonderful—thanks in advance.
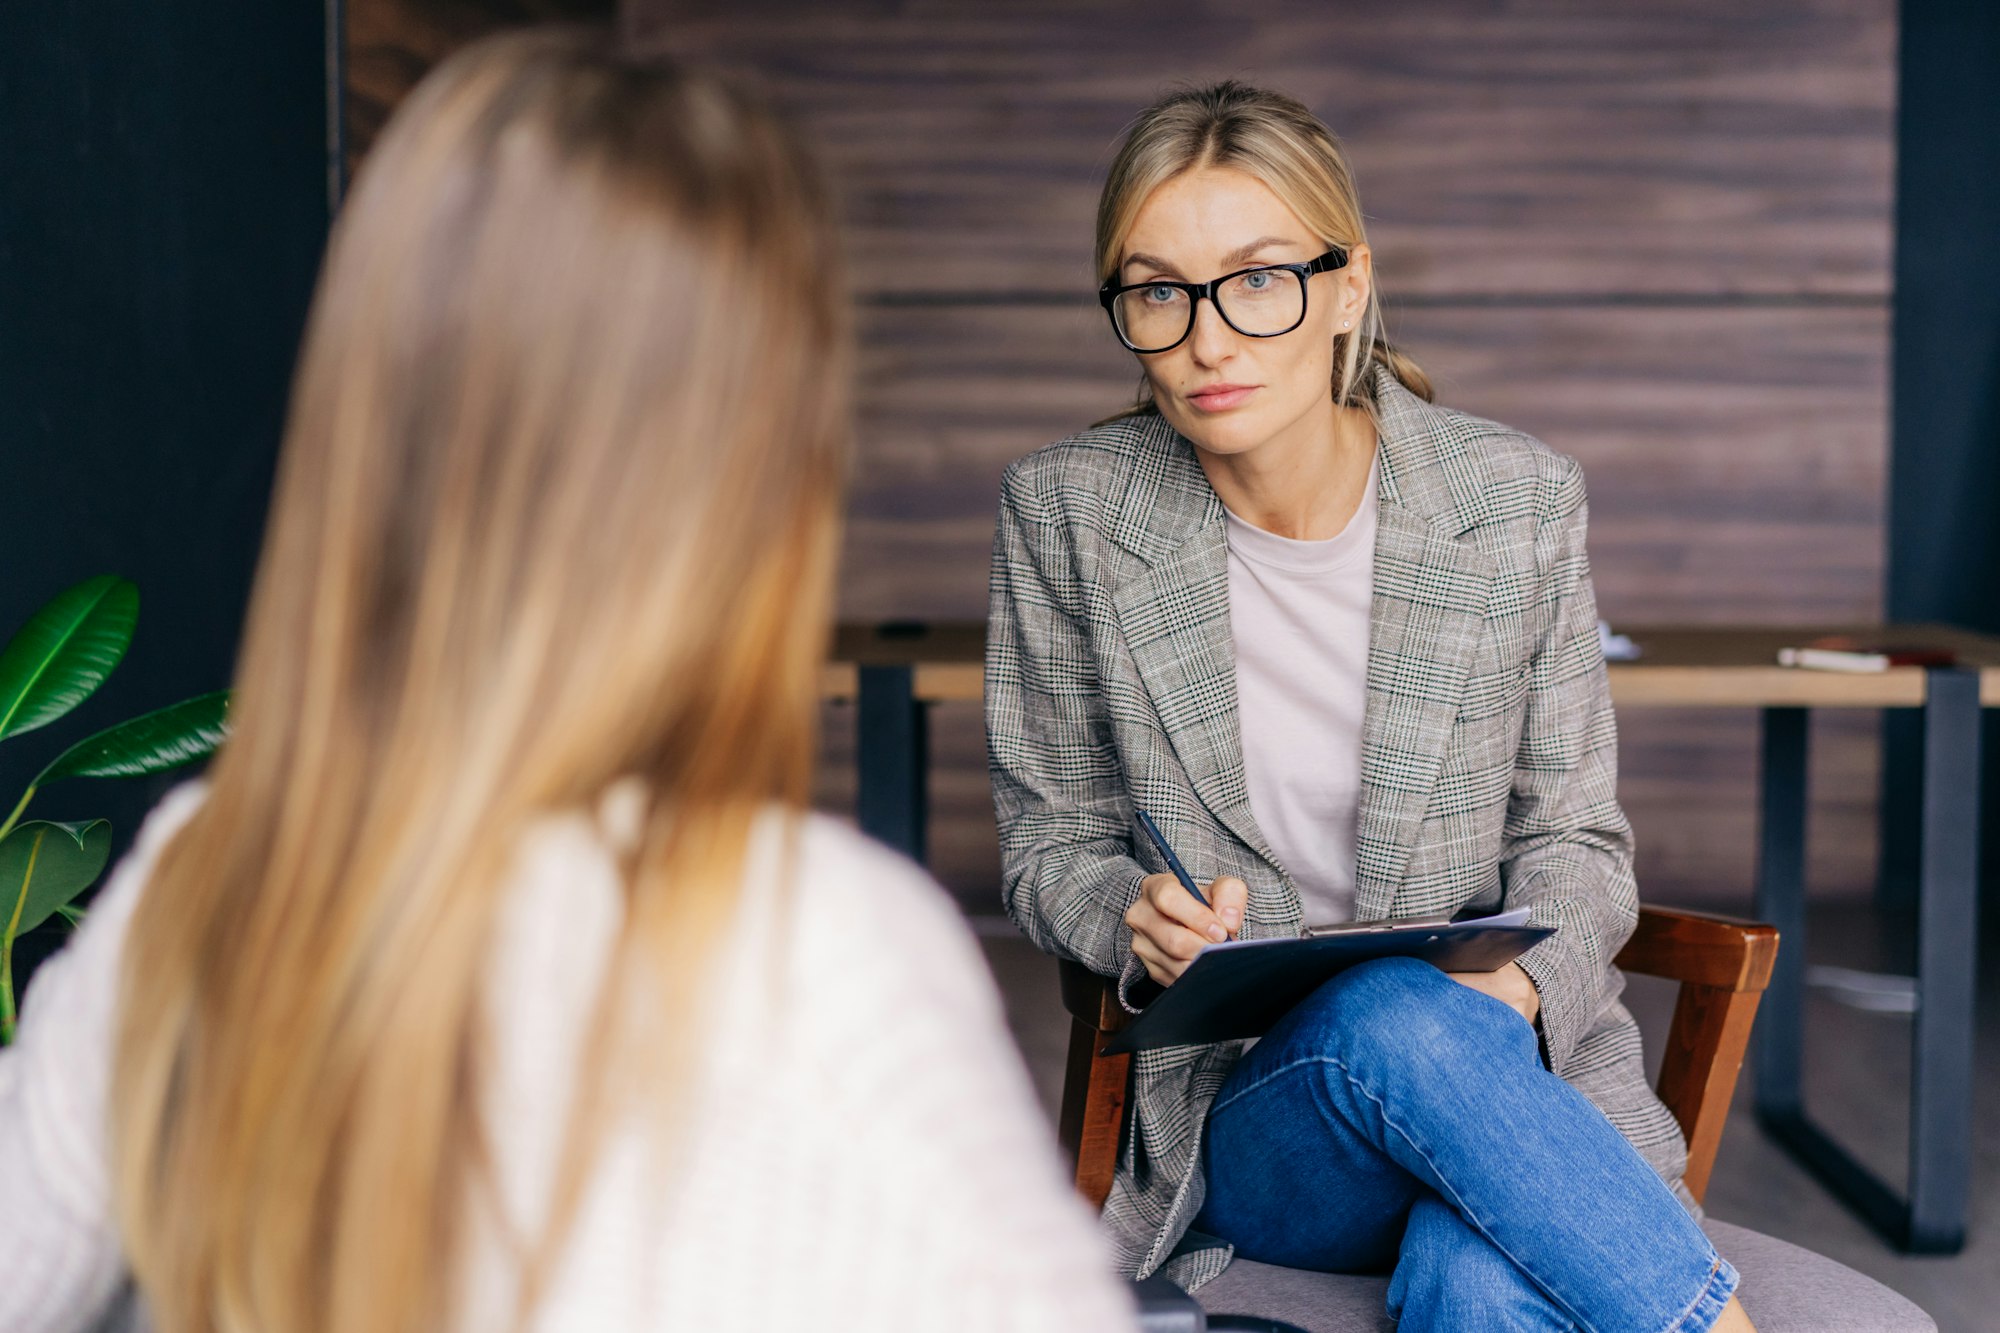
[0,784,1134,1331]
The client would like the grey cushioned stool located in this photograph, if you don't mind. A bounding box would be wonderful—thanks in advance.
[1191,1221,1931,1332]
[1057,908,1934,1332]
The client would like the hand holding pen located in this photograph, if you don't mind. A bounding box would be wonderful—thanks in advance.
[1125,810,1248,987]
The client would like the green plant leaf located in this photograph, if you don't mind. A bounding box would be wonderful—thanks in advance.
[0,576,139,742]
[36,690,230,785]
[0,820,111,940]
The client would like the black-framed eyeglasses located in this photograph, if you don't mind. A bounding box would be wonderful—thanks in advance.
[1098,248,1349,354]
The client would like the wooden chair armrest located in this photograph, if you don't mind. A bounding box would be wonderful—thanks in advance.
[1614,905,1781,1205]
[1056,959,1130,1210]
[1615,905,1779,992]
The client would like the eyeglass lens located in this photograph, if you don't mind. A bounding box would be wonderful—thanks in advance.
[1112,267,1306,352]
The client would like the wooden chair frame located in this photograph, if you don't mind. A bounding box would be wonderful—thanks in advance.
[1058,906,1780,1210]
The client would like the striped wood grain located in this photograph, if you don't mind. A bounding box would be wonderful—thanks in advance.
[632,0,1894,300]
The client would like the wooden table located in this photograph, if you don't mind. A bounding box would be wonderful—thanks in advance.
[829,622,2000,1253]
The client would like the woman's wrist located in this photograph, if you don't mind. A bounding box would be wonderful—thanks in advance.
[1503,961,1542,1025]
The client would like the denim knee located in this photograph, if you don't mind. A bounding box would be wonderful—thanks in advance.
[1287,956,1535,1076]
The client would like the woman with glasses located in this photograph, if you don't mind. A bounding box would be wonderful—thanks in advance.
[986,82,1757,1332]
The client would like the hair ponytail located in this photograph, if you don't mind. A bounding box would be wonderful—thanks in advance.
[1357,337,1434,406]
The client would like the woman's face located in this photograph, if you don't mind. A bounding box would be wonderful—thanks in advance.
[1115,166,1371,458]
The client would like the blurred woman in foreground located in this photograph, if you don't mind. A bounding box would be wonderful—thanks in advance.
[0,30,1130,1333]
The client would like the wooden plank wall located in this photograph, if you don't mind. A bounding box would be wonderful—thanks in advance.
[351,2,1898,912]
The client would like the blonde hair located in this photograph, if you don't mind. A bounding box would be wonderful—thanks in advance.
[112,28,848,1333]
[1095,80,1433,413]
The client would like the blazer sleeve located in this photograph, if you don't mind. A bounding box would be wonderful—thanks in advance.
[1501,456,1639,1075]
[985,461,1150,982]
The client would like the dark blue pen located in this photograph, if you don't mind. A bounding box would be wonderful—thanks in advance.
[1135,810,1211,910]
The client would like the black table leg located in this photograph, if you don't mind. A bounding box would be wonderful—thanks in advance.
[857,664,928,862]
[1753,707,1809,1124]
[1908,666,1980,1252]
[1752,670,1981,1253]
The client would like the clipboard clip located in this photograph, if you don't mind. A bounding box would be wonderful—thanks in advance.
[1301,913,1454,938]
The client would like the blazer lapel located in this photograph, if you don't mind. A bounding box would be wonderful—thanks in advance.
[1106,425,1281,875]
[1352,372,1500,920]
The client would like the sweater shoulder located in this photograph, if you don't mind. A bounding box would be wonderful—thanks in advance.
[776,815,998,1015]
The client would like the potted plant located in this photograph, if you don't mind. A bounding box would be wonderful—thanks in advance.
[0,574,228,1042]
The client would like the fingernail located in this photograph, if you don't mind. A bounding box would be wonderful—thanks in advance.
[1207,925,1227,943]
[1225,907,1241,925]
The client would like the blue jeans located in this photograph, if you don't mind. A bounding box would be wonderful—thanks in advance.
[1194,957,1738,1332]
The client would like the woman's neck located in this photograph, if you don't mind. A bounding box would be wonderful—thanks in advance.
[1197,398,1378,540]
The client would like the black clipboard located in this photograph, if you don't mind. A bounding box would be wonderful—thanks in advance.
[1100,910,1554,1055]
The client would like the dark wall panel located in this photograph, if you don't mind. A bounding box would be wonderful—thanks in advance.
[0,2,327,970]
[1881,0,2000,900]
[1888,0,2000,630]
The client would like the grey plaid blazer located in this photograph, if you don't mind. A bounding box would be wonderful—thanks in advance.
[985,366,1688,1290]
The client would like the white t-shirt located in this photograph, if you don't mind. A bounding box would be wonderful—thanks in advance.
[1224,457,1379,926]
[0,784,1135,1332]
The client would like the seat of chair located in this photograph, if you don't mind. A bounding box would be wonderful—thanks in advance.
[1192,1220,1934,1333]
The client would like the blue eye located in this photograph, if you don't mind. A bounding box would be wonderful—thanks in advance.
[1145,285,1179,304]
[1243,271,1273,291]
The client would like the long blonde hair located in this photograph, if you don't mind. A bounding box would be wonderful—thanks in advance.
[112,29,849,1333]
[1095,80,1433,413]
